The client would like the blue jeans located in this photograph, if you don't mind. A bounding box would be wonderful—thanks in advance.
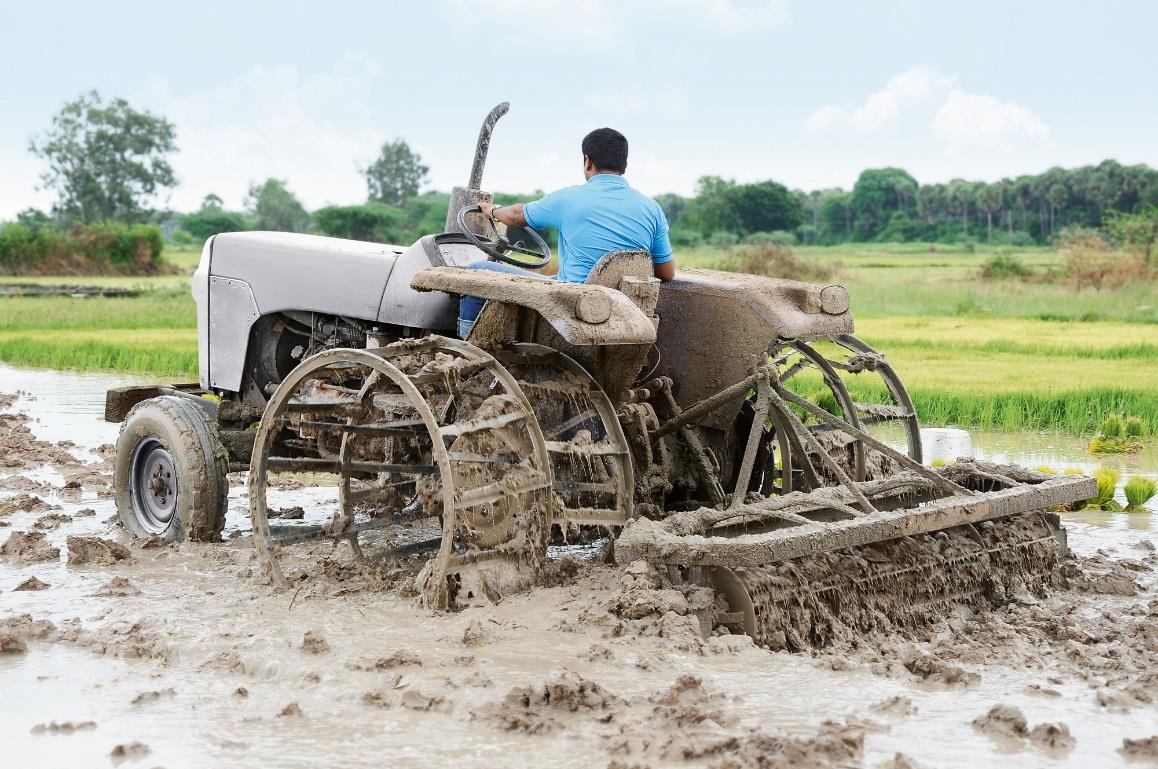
[457,260,552,338]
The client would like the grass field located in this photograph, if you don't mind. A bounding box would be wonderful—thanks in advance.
[1,241,1156,435]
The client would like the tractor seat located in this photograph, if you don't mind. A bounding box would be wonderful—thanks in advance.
[584,249,660,327]
[584,250,654,288]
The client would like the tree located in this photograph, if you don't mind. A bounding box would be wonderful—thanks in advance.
[181,205,248,242]
[245,179,309,233]
[29,90,177,224]
[849,168,918,240]
[728,180,803,234]
[201,193,224,210]
[313,203,404,242]
[1105,205,1158,266]
[976,183,1005,243]
[683,176,742,235]
[363,140,429,206]
[817,191,852,242]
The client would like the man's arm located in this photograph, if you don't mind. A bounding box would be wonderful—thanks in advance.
[651,207,676,282]
[479,201,528,228]
[653,259,676,281]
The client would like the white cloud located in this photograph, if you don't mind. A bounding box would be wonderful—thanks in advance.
[803,66,1049,156]
[933,89,1050,151]
[805,104,847,131]
[137,52,388,212]
[851,66,953,130]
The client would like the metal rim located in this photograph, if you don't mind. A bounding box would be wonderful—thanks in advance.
[129,437,177,534]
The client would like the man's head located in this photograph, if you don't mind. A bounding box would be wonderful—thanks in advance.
[582,127,628,179]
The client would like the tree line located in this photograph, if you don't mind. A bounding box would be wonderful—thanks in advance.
[7,91,1158,252]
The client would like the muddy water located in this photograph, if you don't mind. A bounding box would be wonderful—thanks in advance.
[1,364,1156,769]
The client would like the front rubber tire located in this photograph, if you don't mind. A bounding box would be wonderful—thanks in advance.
[114,396,228,542]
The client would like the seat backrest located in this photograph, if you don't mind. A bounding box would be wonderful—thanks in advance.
[584,250,653,288]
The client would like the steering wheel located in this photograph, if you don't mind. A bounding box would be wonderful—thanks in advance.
[456,204,552,269]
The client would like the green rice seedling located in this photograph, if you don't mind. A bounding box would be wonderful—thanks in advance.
[1034,466,1057,475]
[1089,467,1121,511]
[1124,416,1148,439]
[929,458,946,468]
[1063,468,1084,475]
[1098,414,1125,438]
[1124,477,1157,512]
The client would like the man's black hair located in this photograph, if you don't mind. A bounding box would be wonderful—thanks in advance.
[582,128,628,173]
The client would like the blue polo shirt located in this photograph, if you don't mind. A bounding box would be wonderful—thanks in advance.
[523,174,673,283]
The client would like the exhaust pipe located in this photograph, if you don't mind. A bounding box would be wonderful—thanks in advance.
[445,102,510,234]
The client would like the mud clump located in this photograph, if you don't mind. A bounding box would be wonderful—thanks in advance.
[131,688,175,705]
[33,512,72,530]
[609,561,689,619]
[1,530,61,562]
[66,535,131,565]
[270,505,305,520]
[109,741,150,762]
[475,668,622,734]
[1121,736,1158,761]
[902,649,978,686]
[708,722,864,769]
[14,575,50,591]
[301,630,330,654]
[0,627,29,654]
[610,676,740,761]
[375,649,423,669]
[278,702,303,717]
[0,493,55,516]
[95,576,142,596]
[971,704,1028,739]
[1029,722,1075,753]
[30,720,97,735]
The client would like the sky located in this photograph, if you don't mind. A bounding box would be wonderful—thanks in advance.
[1,0,1156,219]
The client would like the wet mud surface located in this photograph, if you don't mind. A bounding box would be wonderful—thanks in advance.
[1,366,1157,769]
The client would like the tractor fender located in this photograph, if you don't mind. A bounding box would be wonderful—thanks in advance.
[410,266,656,346]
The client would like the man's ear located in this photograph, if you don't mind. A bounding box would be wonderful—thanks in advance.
[583,155,594,172]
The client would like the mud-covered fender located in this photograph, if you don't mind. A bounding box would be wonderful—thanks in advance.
[410,266,656,346]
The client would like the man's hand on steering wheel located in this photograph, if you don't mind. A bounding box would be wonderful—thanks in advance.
[456,204,552,269]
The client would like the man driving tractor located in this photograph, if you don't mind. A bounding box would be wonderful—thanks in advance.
[458,127,676,337]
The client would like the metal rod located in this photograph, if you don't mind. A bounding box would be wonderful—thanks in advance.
[774,386,973,498]
[651,371,762,439]
[730,378,771,509]
[767,395,876,514]
[266,457,438,475]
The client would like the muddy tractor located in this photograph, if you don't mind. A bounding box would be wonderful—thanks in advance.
[106,104,1093,636]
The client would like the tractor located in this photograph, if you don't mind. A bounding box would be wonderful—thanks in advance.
[105,104,1092,638]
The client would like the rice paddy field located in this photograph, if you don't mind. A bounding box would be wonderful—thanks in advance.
[2,242,1156,435]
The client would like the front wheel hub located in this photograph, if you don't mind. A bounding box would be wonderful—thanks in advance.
[129,438,178,533]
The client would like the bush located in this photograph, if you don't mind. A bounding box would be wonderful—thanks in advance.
[980,253,1031,279]
[990,230,1036,247]
[0,222,163,275]
[747,230,797,246]
[720,242,835,282]
[668,228,703,248]
[1055,226,1148,290]
[709,230,739,250]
